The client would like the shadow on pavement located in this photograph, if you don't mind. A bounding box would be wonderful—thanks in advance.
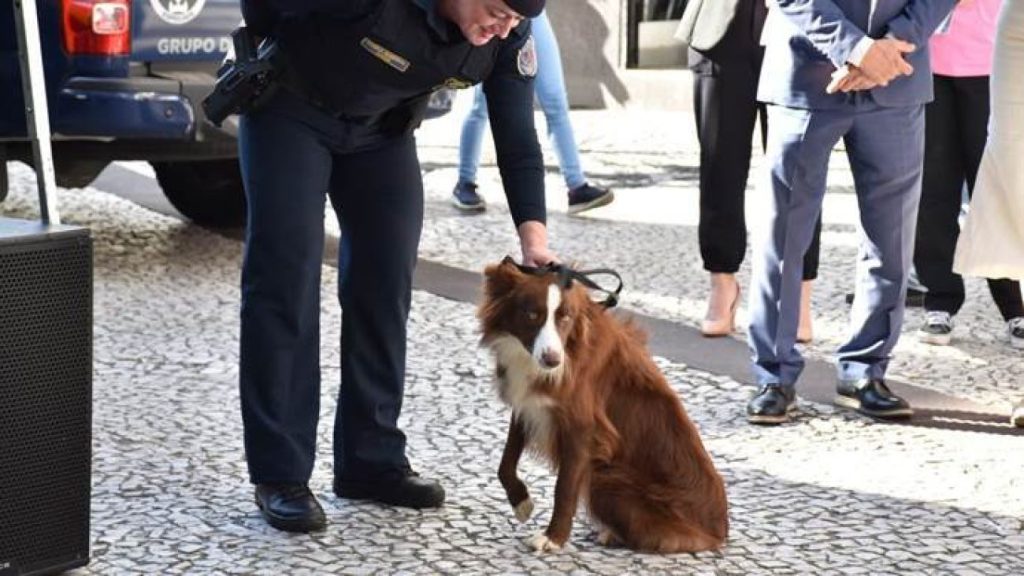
[411,259,1023,438]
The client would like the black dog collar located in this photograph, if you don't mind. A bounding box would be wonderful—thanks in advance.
[501,255,623,309]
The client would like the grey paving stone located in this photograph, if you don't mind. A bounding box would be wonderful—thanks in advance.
[4,124,1023,574]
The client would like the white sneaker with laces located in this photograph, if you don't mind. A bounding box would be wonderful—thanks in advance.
[917,311,953,346]
[1007,317,1024,350]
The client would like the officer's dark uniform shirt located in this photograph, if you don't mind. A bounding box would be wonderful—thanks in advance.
[242,0,546,227]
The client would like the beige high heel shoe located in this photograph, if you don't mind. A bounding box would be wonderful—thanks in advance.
[797,280,814,344]
[702,274,740,337]
[1012,400,1024,428]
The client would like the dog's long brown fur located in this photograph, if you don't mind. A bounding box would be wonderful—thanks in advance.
[478,260,728,553]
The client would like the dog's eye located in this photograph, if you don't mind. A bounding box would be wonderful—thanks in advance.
[558,314,572,326]
[525,310,541,322]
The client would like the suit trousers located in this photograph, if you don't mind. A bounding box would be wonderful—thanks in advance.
[690,3,821,278]
[915,74,1023,320]
[238,89,421,484]
[749,102,925,386]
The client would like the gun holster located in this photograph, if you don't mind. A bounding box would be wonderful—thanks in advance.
[203,26,283,126]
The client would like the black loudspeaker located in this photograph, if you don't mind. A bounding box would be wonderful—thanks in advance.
[0,217,92,576]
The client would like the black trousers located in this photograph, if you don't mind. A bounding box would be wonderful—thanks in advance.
[915,75,1023,320]
[238,89,422,484]
[690,4,821,279]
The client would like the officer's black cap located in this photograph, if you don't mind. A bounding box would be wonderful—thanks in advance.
[504,0,545,19]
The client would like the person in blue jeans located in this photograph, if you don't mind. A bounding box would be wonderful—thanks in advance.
[452,9,613,215]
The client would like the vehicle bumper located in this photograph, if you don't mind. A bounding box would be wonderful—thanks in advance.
[53,74,235,142]
[2,73,238,163]
[55,76,194,139]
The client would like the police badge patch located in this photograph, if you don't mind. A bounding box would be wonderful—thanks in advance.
[517,35,537,78]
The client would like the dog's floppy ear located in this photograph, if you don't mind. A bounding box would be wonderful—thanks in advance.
[483,257,524,298]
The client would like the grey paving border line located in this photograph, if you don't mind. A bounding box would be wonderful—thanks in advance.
[410,258,1021,438]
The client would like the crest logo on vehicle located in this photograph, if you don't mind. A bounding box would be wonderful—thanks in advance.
[150,0,206,25]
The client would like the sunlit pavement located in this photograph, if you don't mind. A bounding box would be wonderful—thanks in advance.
[2,97,1022,573]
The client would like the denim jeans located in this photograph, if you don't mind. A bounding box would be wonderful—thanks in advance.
[457,10,585,190]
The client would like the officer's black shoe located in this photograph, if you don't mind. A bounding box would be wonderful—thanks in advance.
[254,483,326,533]
[567,183,614,215]
[334,468,445,509]
[835,378,913,419]
[746,384,797,425]
[452,181,486,212]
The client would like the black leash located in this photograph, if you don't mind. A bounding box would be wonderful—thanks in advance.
[501,255,623,309]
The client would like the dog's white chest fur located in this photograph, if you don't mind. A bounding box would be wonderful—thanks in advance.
[486,285,564,450]
[488,336,557,450]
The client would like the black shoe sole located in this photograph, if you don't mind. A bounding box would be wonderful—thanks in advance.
[451,198,486,212]
[747,403,797,425]
[833,395,914,419]
[255,499,326,533]
[568,191,614,215]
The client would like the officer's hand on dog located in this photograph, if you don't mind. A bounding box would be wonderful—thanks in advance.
[517,221,559,267]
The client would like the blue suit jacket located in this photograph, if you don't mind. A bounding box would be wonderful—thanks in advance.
[757,0,957,110]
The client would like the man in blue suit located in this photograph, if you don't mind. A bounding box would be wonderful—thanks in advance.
[746,0,956,424]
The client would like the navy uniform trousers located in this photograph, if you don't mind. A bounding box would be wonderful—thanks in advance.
[238,89,422,484]
[748,99,925,387]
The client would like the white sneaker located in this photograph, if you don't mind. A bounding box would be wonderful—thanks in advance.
[917,311,953,346]
[1007,317,1024,350]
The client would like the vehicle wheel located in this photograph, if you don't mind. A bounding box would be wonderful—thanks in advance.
[152,159,246,228]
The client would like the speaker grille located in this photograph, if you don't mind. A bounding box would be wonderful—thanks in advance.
[0,229,92,575]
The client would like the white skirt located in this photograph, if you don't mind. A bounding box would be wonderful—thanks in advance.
[953,0,1024,280]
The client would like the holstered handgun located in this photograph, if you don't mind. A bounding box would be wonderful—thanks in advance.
[203,27,282,126]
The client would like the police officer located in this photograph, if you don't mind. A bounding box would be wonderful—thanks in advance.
[237,0,555,533]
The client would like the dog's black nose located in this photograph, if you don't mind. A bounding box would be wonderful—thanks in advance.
[541,349,562,368]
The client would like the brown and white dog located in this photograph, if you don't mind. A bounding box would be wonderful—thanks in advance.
[478,259,728,553]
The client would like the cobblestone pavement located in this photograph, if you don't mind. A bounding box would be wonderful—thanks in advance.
[4,99,1024,575]
[411,104,1023,410]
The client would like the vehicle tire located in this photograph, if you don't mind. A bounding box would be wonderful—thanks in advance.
[152,159,246,228]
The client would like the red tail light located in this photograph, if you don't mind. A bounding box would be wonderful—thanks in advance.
[62,0,131,55]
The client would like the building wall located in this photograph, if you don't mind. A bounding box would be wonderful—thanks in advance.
[546,0,692,111]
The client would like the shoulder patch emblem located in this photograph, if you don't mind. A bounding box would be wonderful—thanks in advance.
[360,37,410,73]
[517,35,537,78]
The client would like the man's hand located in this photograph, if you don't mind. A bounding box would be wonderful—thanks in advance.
[516,221,558,267]
[826,65,879,94]
[857,38,916,86]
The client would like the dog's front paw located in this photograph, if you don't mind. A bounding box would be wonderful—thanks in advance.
[513,497,534,523]
[527,532,563,553]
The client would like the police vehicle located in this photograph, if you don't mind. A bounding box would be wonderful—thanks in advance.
[0,0,245,226]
